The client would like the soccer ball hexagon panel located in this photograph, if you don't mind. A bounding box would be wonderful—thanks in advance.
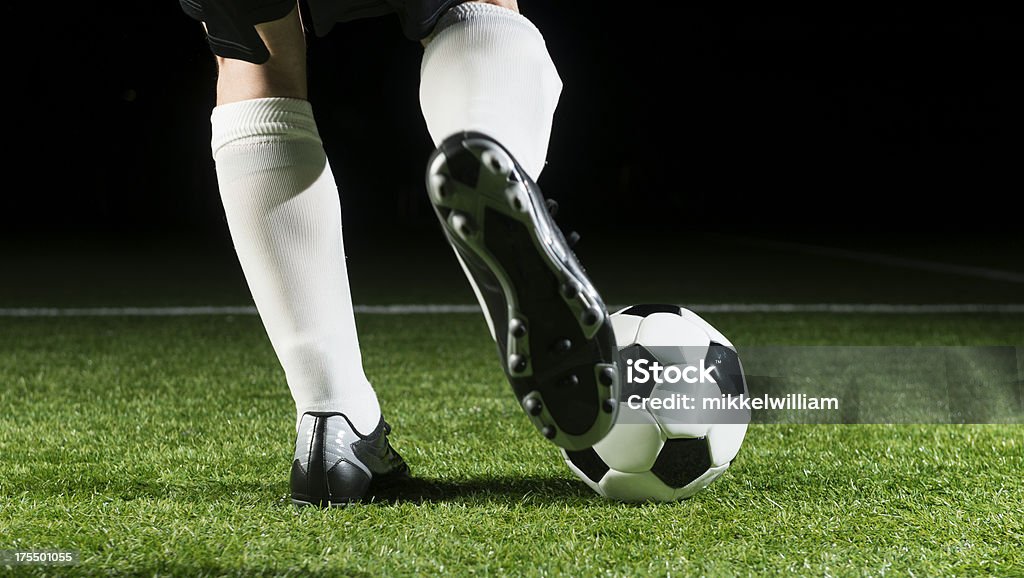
[562,305,749,502]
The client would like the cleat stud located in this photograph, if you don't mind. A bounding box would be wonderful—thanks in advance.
[602,399,617,414]
[505,186,528,212]
[450,212,474,238]
[561,374,580,387]
[566,231,581,247]
[598,366,617,387]
[560,281,581,299]
[510,318,527,339]
[509,354,528,373]
[545,198,559,217]
[429,174,448,197]
[481,150,506,174]
[582,307,601,326]
[541,425,557,439]
[552,338,572,354]
[523,398,543,416]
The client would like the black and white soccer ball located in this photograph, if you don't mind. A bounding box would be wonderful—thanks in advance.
[561,305,750,502]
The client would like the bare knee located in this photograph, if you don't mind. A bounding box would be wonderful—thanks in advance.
[214,6,307,105]
[216,54,306,105]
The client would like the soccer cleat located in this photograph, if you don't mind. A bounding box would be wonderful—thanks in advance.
[426,131,620,451]
[290,412,408,508]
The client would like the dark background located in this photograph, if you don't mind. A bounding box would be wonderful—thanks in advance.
[4,4,1016,242]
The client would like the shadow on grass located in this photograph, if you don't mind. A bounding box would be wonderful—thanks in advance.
[363,473,594,506]
[5,472,595,507]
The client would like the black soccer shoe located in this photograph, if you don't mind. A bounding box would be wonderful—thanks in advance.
[426,131,620,451]
[290,412,409,508]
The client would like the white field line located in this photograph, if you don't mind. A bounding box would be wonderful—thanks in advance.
[1,304,1023,317]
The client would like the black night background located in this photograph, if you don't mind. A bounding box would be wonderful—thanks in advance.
[1,4,1018,307]
[6,5,1016,231]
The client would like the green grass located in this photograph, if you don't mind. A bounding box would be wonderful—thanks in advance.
[1,313,1022,576]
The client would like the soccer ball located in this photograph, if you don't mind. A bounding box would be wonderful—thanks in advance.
[561,304,750,502]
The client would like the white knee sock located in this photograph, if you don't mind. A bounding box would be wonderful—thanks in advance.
[419,3,563,180]
[210,97,380,434]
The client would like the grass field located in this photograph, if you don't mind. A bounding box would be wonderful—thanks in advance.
[2,235,1023,576]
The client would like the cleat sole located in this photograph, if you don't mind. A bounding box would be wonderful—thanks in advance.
[426,132,620,450]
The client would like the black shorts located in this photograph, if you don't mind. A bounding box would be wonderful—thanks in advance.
[180,0,468,64]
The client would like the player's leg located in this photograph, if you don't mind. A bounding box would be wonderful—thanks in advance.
[420,0,549,180]
[211,6,307,105]
[419,1,621,450]
[182,1,406,506]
